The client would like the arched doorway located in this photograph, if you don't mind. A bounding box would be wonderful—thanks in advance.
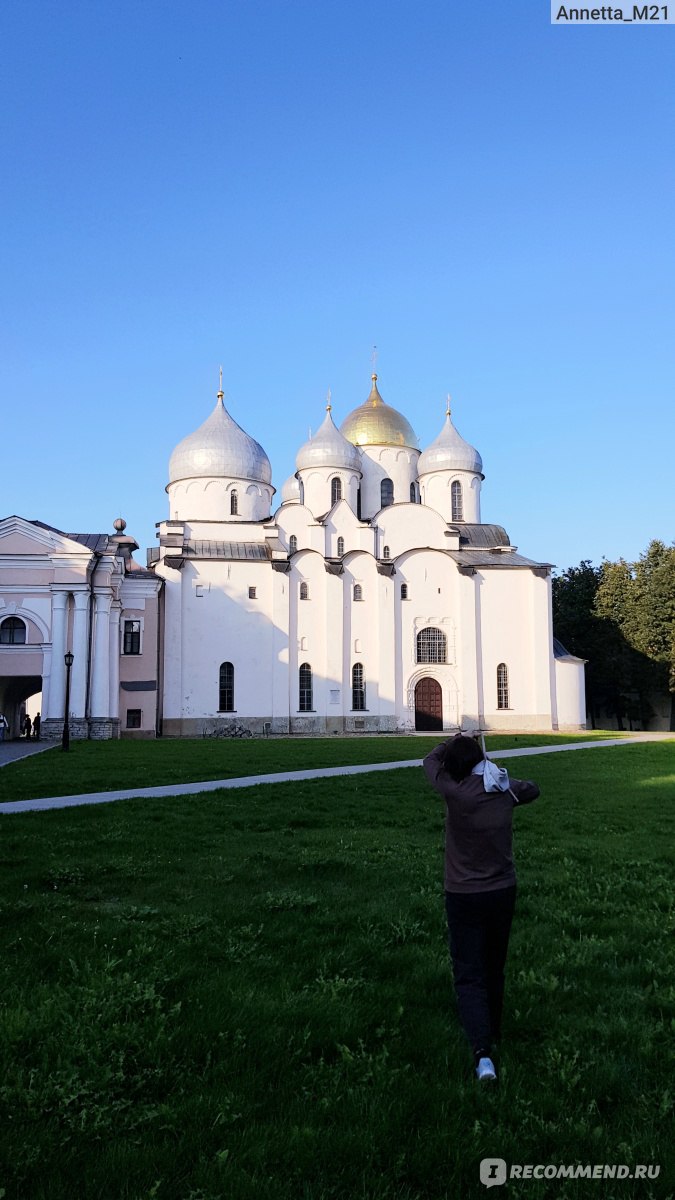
[415,677,442,731]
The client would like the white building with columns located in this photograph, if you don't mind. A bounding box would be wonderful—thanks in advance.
[0,372,586,739]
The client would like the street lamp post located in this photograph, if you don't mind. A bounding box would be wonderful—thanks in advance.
[62,651,74,752]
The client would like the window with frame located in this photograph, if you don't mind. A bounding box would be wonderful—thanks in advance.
[351,662,366,711]
[0,617,26,645]
[451,480,463,522]
[248,587,257,599]
[331,477,342,505]
[400,583,408,600]
[299,662,313,711]
[123,619,141,655]
[126,709,142,729]
[497,663,509,709]
[219,662,234,711]
[230,490,238,515]
[382,545,390,560]
[416,626,447,664]
[337,536,345,557]
[380,478,394,508]
[289,534,298,554]
[356,488,362,520]
[410,482,417,503]
[300,582,309,600]
[353,583,363,602]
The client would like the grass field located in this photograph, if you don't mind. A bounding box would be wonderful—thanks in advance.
[0,731,621,803]
[0,742,672,1199]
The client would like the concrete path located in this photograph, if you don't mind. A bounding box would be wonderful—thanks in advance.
[0,733,671,815]
[0,741,54,768]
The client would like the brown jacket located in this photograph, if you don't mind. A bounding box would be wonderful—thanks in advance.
[423,744,540,894]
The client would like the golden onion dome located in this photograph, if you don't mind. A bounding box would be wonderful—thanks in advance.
[339,375,419,450]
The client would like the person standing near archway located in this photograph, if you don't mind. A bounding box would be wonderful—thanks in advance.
[423,735,539,1082]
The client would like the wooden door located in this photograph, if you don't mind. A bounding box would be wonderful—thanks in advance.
[414,677,443,731]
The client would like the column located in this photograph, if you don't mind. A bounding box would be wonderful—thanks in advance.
[70,591,90,718]
[109,601,121,720]
[90,592,112,717]
[46,591,69,718]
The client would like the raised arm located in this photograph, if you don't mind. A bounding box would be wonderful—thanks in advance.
[422,742,448,789]
[509,778,540,805]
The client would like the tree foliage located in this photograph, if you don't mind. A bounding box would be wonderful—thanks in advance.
[553,540,675,729]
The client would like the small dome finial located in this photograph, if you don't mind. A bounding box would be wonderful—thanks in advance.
[326,387,332,413]
[446,393,452,417]
[217,365,224,401]
[113,517,126,533]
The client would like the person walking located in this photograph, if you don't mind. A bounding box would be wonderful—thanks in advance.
[23,714,32,739]
[33,712,41,740]
[423,735,539,1083]
[0,713,7,742]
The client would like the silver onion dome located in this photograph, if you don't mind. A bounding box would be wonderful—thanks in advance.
[296,401,362,473]
[280,473,301,503]
[418,403,483,477]
[169,392,272,486]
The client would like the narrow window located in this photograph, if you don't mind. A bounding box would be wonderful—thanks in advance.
[497,663,509,710]
[383,545,390,560]
[353,583,363,602]
[352,663,366,711]
[410,482,417,503]
[356,488,362,520]
[126,709,142,729]
[337,536,345,557]
[331,477,342,505]
[230,490,239,515]
[299,662,313,711]
[0,617,26,645]
[300,582,309,600]
[219,662,234,711]
[401,583,408,600]
[451,480,463,522]
[289,534,298,554]
[248,587,257,599]
[123,619,141,655]
[380,478,394,508]
[416,627,447,664]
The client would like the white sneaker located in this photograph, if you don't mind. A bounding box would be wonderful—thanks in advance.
[475,1056,497,1082]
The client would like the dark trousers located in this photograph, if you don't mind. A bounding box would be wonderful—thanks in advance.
[445,885,516,1059]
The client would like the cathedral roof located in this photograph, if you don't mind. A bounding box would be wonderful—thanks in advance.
[340,375,419,450]
[280,473,301,503]
[418,403,483,476]
[296,401,362,472]
[169,390,272,486]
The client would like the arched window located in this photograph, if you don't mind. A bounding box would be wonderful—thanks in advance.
[356,488,362,520]
[289,534,298,554]
[410,482,417,503]
[0,617,26,645]
[400,583,408,600]
[331,477,342,505]
[353,584,363,602]
[416,627,447,664]
[380,478,394,508]
[230,490,239,515]
[300,582,309,600]
[337,536,345,557]
[383,545,390,560]
[497,663,510,709]
[451,480,463,522]
[219,662,234,711]
[298,479,305,505]
[299,663,313,711]
[352,663,366,711]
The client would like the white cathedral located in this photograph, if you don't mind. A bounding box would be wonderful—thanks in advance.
[0,374,586,739]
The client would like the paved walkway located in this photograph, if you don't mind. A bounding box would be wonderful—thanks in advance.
[0,733,671,815]
[0,741,53,768]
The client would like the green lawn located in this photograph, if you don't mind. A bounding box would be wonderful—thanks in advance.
[0,743,672,1199]
[0,731,621,803]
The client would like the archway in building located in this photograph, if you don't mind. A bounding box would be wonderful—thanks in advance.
[0,675,42,739]
[414,677,443,731]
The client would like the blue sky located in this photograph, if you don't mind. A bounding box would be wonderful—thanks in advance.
[1,0,673,571]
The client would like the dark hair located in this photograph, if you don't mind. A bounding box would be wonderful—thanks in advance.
[438,735,484,783]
